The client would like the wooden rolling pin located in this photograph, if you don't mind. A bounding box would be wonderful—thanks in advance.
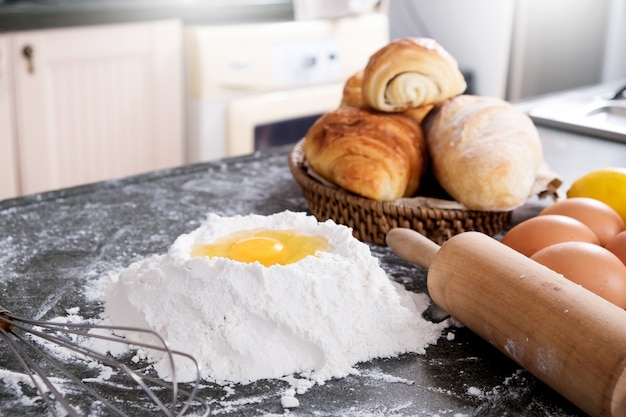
[386,228,626,417]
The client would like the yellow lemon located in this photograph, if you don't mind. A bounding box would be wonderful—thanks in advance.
[567,167,626,224]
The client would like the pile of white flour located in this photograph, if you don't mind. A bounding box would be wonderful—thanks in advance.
[95,211,448,389]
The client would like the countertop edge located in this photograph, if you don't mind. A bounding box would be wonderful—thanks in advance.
[0,1,294,32]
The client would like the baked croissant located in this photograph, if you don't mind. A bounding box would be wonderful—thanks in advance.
[423,95,543,211]
[303,107,428,201]
[402,104,435,124]
[362,37,467,112]
[340,70,435,123]
[340,70,367,108]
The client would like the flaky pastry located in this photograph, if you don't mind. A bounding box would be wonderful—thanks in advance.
[303,107,428,201]
[362,37,467,112]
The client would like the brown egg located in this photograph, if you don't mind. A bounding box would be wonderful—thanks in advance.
[531,241,626,308]
[606,230,626,267]
[539,197,625,246]
[501,214,600,257]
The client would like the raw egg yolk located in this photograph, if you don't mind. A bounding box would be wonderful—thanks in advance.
[190,229,331,267]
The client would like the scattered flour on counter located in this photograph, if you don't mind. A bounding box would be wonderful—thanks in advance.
[360,368,415,385]
[280,389,300,408]
[466,386,484,398]
[0,369,45,406]
[0,306,135,411]
[92,211,449,393]
[432,414,469,417]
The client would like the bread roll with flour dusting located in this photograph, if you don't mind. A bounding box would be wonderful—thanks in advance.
[424,95,543,211]
[303,107,428,201]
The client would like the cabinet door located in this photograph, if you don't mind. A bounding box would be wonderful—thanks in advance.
[11,20,184,195]
[0,35,19,200]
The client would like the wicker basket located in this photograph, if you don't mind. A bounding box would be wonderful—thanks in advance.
[288,140,512,246]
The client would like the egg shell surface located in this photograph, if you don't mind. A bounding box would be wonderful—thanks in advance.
[606,230,626,267]
[531,241,626,308]
[539,197,625,246]
[501,214,599,257]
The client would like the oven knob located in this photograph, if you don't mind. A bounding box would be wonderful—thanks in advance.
[303,55,317,68]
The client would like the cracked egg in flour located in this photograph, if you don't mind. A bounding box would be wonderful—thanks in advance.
[99,210,447,387]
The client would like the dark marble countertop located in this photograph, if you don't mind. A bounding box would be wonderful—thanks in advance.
[0,0,293,32]
[4,123,623,415]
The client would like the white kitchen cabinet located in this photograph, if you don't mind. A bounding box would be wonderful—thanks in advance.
[0,35,19,200]
[2,20,184,198]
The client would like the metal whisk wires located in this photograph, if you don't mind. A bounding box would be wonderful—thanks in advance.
[0,305,210,417]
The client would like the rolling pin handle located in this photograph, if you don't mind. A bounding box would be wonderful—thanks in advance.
[386,228,440,268]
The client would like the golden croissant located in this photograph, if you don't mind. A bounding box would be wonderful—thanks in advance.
[340,69,435,123]
[362,37,467,112]
[340,70,367,109]
[303,107,428,201]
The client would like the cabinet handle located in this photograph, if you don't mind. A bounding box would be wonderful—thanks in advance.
[22,45,34,74]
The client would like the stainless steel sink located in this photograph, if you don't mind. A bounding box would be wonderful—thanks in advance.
[516,80,626,143]
[586,101,626,119]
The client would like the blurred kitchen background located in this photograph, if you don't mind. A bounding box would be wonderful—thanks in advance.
[1,0,625,199]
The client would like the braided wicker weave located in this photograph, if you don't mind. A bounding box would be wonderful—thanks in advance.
[288,140,512,246]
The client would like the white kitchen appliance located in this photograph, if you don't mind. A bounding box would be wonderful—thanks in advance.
[185,13,389,163]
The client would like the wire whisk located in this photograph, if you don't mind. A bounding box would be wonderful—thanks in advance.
[0,305,210,417]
